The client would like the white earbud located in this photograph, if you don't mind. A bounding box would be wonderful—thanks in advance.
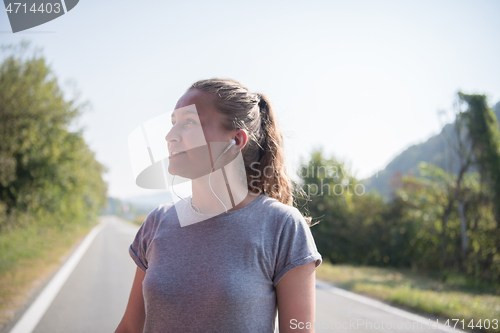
[222,139,236,155]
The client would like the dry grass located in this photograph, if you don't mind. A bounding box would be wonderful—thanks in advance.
[316,262,500,333]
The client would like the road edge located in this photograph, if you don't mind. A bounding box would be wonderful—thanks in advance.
[5,220,106,333]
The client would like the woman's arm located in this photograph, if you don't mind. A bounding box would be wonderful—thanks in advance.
[276,261,316,332]
[115,267,146,333]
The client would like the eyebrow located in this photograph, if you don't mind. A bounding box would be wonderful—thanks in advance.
[171,109,200,118]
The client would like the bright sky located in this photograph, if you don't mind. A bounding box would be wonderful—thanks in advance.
[1,0,499,200]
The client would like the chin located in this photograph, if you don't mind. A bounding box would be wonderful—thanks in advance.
[169,163,213,181]
[168,166,191,180]
[167,165,181,177]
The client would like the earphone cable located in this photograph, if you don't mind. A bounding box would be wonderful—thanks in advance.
[209,150,229,213]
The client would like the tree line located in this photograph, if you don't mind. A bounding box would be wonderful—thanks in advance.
[295,92,500,283]
[0,41,107,233]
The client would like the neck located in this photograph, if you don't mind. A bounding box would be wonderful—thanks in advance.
[190,162,250,215]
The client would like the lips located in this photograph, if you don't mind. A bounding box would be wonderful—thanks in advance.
[168,151,186,159]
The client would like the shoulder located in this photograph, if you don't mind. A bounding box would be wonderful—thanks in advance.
[140,200,177,230]
[261,195,304,216]
[258,195,308,229]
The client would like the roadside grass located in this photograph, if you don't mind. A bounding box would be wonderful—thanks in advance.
[316,262,500,333]
[0,219,98,331]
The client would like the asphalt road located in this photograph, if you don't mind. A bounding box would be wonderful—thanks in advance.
[314,281,447,333]
[32,216,137,333]
[8,216,462,333]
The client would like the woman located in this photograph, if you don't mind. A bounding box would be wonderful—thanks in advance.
[115,78,322,333]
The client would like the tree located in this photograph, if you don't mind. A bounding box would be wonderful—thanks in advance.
[396,161,498,280]
[458,93,500,260]
[441,96,476,262]
[0,40,107,230]
[295,148,360,261]
[296,148,414,267]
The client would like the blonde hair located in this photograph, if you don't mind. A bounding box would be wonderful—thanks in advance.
[188,78,312,226]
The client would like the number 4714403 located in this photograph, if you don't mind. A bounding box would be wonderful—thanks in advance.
[443,319,498,330]
[6,3,62,14]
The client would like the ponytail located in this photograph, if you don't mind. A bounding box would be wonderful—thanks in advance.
[250,93,291,202]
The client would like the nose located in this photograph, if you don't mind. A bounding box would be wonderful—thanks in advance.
[165,123,181,144]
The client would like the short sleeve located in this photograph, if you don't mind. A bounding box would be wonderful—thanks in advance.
[273,208,322,287]
[129,208,158,272]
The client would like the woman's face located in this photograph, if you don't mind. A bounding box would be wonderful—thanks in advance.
[165,89,233,179]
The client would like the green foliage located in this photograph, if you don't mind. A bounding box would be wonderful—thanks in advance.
[0,41,108,233]
[296,148,415,267]
[299,144,500,283]
[295,148,356,261]
[459,93,500,234]
[397,162,499,281]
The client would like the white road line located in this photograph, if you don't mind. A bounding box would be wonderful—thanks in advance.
[316,279,467,333]
[9,221,107,333]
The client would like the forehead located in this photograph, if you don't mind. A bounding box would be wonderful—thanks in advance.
[173,89,215,117]
[170,106,199,118]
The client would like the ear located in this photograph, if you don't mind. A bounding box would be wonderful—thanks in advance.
[233,129,248,150]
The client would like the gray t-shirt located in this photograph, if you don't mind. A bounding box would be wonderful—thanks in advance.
[129,193,322,333]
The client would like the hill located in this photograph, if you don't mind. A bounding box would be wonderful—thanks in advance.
[362,100,500,200]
